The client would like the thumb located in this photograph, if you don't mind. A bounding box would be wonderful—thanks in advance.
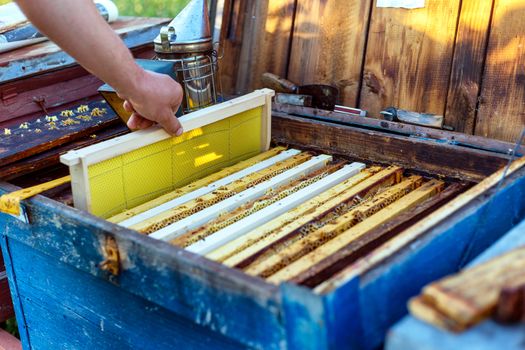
[158,109,183,136]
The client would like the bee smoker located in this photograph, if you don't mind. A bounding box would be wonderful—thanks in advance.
[153,0,220,114]
[98,0,221,122]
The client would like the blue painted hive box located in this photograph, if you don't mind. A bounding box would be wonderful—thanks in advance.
[1,20,525,350]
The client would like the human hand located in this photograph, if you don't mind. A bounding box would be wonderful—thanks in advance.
[119,68,184,135]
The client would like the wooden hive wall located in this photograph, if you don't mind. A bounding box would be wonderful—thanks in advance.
[220,0,525,142]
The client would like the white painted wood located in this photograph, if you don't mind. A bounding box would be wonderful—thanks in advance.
[261,93,273,151]
[70,160,92,212]
[150,155,333,241]
[60,89,275,167]
[118,149,301,227]
[189,162,366,255]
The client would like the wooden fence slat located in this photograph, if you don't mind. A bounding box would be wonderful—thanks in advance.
[444,0,494,134]
[220,0,296,95]
[287,0,373,107]
[238,0,296,92]
[218,0,246,95]
[475,0,525,142]
[359,1,462,118]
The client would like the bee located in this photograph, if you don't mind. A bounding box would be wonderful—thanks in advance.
[76,105,89,113]
[19,122,29,129]
[46,121,59,130]
[91,107,107,117]
[60,118,80,126]
[60,110,74,117]
[76,115,92,121]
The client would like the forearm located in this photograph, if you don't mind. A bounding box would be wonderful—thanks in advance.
[15,0,143,99]
[17,0,183,135]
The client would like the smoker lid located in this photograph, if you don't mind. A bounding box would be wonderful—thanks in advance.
[153,0,212,54]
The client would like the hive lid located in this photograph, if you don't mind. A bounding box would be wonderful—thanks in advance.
[153,0,212,54]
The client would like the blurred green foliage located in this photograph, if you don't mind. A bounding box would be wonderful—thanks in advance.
[113,0,191,18]
[0,0,191,17]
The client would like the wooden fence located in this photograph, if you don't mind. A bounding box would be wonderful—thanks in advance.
[219,0,525,142]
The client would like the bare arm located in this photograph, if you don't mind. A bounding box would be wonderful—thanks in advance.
[16,0,183,135]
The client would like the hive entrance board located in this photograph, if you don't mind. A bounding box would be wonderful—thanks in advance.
[60,90,274,218]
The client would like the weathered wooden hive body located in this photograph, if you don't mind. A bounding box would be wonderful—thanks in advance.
[1,17,525,350]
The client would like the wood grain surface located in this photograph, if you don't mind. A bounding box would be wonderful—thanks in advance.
[475,0,525,141]
[444,0,494,134]
[287,0,372,106]
[359,1,461,118]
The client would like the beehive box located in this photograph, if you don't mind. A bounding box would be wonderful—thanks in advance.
[1,19,525,350]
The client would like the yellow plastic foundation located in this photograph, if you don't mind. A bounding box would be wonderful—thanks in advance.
[88,107,263,218]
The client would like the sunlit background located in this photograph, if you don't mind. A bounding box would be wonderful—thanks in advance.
[0,0,191,17]
[113,0,190,17]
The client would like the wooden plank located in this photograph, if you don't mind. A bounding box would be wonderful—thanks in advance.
[245,176,423,278]
[227,166,403,269]
[475,0,525,142]
[443,0,494,134]
[206,167,382,263]
[386,219,525,350]
[293,183,466,287]
[116,148,297,227]
[0,124,129,181]
[268,179,445,283]
[0,74,103,124]
[0,45,153,125]
[272,113,510,182]
[150,155,332,241]
[218,0,248,94]
[0,100,119,167]
[132,152,312,234]
[3,238,272,350]
[411,246,525,331]
[359,1,462,118]
[186,162,366,255]
[236,0,296,93]
[274,104,523,156]
[287,0,372,106]
[0,17,169,83]
[0,175,71,216]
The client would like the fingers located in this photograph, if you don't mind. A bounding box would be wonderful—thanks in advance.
[125,101,181,135]
[123,100,134,113]
[127,113,154,130]
[158,112,183,136]
[117,71,185,136]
